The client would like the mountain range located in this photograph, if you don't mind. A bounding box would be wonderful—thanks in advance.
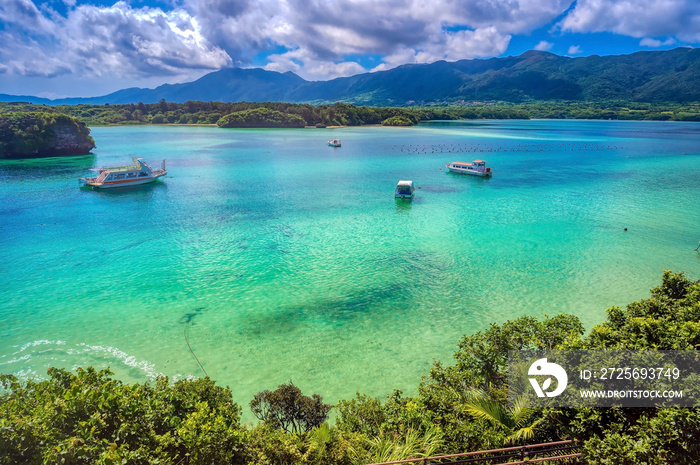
[2,48,699,106]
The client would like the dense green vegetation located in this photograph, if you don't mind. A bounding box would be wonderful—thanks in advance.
[412,101,700,121]
[3,100,698,136]
[217,108,307,128]
[0,111,95,158]
[250,383,331,434]
[0,101,423,128]
[381,115,416,126]
[2,271,699,464]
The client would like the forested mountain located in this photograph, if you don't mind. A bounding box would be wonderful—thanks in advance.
[2,48,698,105]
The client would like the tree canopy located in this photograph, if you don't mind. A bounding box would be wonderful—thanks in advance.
[0,111,95,158]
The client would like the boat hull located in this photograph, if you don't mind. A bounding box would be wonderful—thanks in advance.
[447,167,491,176]
[84,175,164,189]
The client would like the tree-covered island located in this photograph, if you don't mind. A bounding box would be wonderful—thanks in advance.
[0,111,95,159]
[1,271,699,464]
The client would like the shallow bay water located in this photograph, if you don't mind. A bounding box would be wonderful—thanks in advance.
[1,120,699,419]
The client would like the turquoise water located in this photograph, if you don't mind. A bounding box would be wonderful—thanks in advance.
[1,120,699,418]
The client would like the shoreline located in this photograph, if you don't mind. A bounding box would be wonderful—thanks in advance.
[85,118,700,129]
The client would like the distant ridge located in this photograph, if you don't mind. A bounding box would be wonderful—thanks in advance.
[2,48,698,106]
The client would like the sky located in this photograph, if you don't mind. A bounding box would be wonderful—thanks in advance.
[0,0,698,99]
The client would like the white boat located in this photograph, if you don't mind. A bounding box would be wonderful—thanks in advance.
[446,160,492,177]
[328,139,341,147]
[395,180,415,199]
[80,157,167,189]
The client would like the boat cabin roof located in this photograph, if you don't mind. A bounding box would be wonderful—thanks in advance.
[89,157,147,173]
[397,180,413,186]
[452,162,473,166]
[473,159,486,163]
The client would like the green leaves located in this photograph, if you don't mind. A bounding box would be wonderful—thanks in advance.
[0,110,95,158]
[217,107,307,128]
[381,116,415,126]
[0,369,242,464]
[586,271,700,350]
[250,382,331,434]
[460,390,541,444]
[350,426,443,464]
[336,393,386,437]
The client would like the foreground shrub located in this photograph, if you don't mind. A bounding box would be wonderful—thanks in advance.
[250,381,332,434]
[0,368,244,464]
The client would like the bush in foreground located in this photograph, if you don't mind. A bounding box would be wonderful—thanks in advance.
[0,368,244,464]
[250,382,332,434]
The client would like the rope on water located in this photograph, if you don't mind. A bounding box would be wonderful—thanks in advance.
[184,323,208,377]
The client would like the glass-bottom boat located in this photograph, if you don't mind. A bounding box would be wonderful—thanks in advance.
[79,157,166,189]
[395,180,415,199]
[445,159,492,177]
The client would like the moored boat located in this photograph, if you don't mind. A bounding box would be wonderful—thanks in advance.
[328,138,341,147]
[446,160,492,177]
[79,157,167,189]
[395,180,415,199]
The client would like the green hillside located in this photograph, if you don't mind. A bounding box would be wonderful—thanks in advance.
[293,48,700,104]
[1,49,698,106]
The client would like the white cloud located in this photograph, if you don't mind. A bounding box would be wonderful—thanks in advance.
[0,0,231,81]
[263,47,366,81]
[442,27,512,60]
[3,0,699,96]
[534,40,554,51]
[437,0,573,34]
[558,0,700,43]
[640,37,677,47]
[181,0,559,77]
[568,45,581,54]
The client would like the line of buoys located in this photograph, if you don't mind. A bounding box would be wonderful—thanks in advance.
[391,142,625,154]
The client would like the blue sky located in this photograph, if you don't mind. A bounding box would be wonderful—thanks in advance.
[0,0,697,98]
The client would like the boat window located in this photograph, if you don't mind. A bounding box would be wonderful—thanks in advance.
[127,172,137,178]
[139,171,148,177]
[106,174,113,180]
[115,173,126,179]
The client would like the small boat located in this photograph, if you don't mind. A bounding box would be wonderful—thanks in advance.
[446,160,492,177]
[395,180,415,199]
[80,157,166,189]
[328,139,341,147]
